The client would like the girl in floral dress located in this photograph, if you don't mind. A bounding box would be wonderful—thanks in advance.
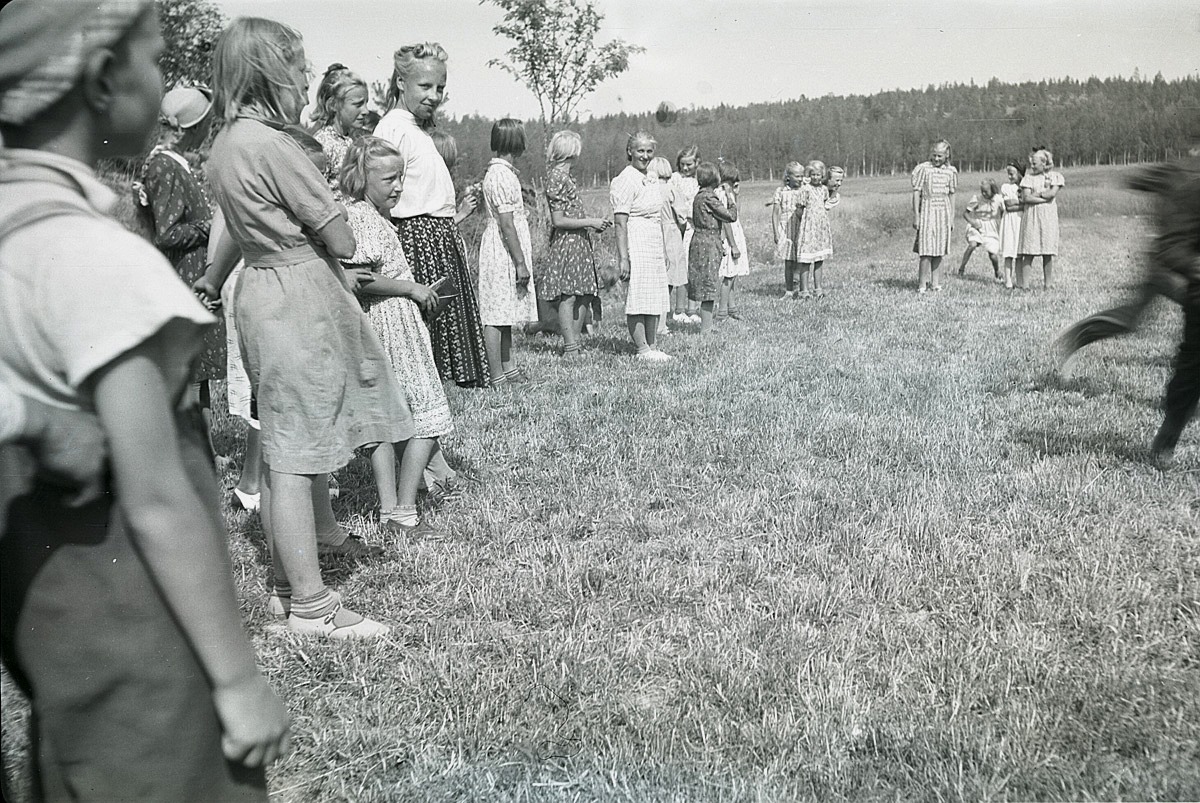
[542,130,609,355]
[139,86,225,418]
[478,119,538,386]
[794,160,833,298]
[911,140,957,293]
[340,137,447,536]
[772,160,805,298]
[310,63,369,189]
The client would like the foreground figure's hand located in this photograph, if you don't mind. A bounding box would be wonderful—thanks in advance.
[212,674,291,768]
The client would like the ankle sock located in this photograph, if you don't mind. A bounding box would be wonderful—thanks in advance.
[290,587,339,620]
[393,505,419,527]
[563,342,582,354]
[271,581,292,600]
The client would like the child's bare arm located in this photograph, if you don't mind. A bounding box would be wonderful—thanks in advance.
[497,211,530,284]
[90,336,290,767]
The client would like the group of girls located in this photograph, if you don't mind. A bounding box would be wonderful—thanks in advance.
[772,159,845,299]
[914,140,1064,292]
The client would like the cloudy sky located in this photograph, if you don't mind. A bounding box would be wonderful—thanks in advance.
[221,0,1200,119]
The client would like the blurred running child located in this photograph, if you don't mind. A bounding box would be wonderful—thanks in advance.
[0,1,289,795]
[958,177,1004,279]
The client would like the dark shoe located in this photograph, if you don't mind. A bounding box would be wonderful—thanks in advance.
[384,517,446,541]
[317,532,373,558]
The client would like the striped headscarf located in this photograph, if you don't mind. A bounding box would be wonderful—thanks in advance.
[0,0,154,126]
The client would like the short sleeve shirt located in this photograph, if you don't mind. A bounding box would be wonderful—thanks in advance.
[373,109,456,219]
[0,149,213,412]
[206,118,341,261]
[483,158,523,215]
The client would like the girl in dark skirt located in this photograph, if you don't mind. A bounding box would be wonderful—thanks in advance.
[373,42,488,387]
[688,161,737,334]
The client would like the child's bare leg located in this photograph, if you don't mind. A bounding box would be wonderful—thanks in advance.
[799,263,812,294]
[958,244,975,275]
[812,262,823,295]
[698,300,715,333]
[557,296,580,353]
[1016,255,1030,289]
[1042,255,1055,289]
[394,437,435,513]
[498,326,515,374]
[236,425,262,495]
[784,261,796,293]
[266,471,324,598]
[627,314,651,353]
[988,252,1001,278]
[369,443,398,514]
[727,277,740,316]
[917,256,932,291]
[423,442,455,490]
[930,256,944,289]
[644,314,660,349]
[1003,257,1015,288]
[718,277,731,316]
[483,324,505,383]
[312,473,343,540]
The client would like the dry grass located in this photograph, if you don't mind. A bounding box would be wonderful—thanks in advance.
[3,166,1198,802]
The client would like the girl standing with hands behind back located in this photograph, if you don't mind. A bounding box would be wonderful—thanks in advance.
[478,118,538,386]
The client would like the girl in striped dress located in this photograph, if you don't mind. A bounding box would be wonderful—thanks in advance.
[911,140,957,293]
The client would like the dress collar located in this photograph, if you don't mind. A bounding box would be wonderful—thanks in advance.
[489,156,518,176]
[0,148,116,214]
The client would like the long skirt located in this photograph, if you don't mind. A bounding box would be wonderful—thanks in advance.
[395,215,489,388]
[235,243,412,475]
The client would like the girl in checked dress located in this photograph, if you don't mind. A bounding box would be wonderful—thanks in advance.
[911,140,957,293]
[611,131,673,360]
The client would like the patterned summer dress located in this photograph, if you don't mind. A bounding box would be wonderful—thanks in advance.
[773,184,803,262]
[688,187,735,302]
[1018,170,1064,255]
[794,182,833,263]
[478,157,538,326]
[611,165,669,315]
[999,182,1022,259]
[345,200,453,439]
[140,147,226,383]
[964,194,1004,253]
[911,161,958,256]
[313,126,353,191]
[540,164,601,313]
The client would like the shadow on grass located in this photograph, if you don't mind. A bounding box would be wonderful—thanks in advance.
[1011,425,1150,462]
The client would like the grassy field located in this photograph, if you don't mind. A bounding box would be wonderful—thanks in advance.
[3,166,1198,801]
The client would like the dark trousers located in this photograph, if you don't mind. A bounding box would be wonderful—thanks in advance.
[1156,278,1200,452]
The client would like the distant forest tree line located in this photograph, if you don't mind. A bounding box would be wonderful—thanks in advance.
[423,74,1200,187]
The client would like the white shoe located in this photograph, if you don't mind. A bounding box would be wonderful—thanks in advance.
[672,313,688,324]
[686,314,702,325]
[232,487,260,513]
[287,594,390,640]
[637,349,674,363]
[656,325,670,336]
